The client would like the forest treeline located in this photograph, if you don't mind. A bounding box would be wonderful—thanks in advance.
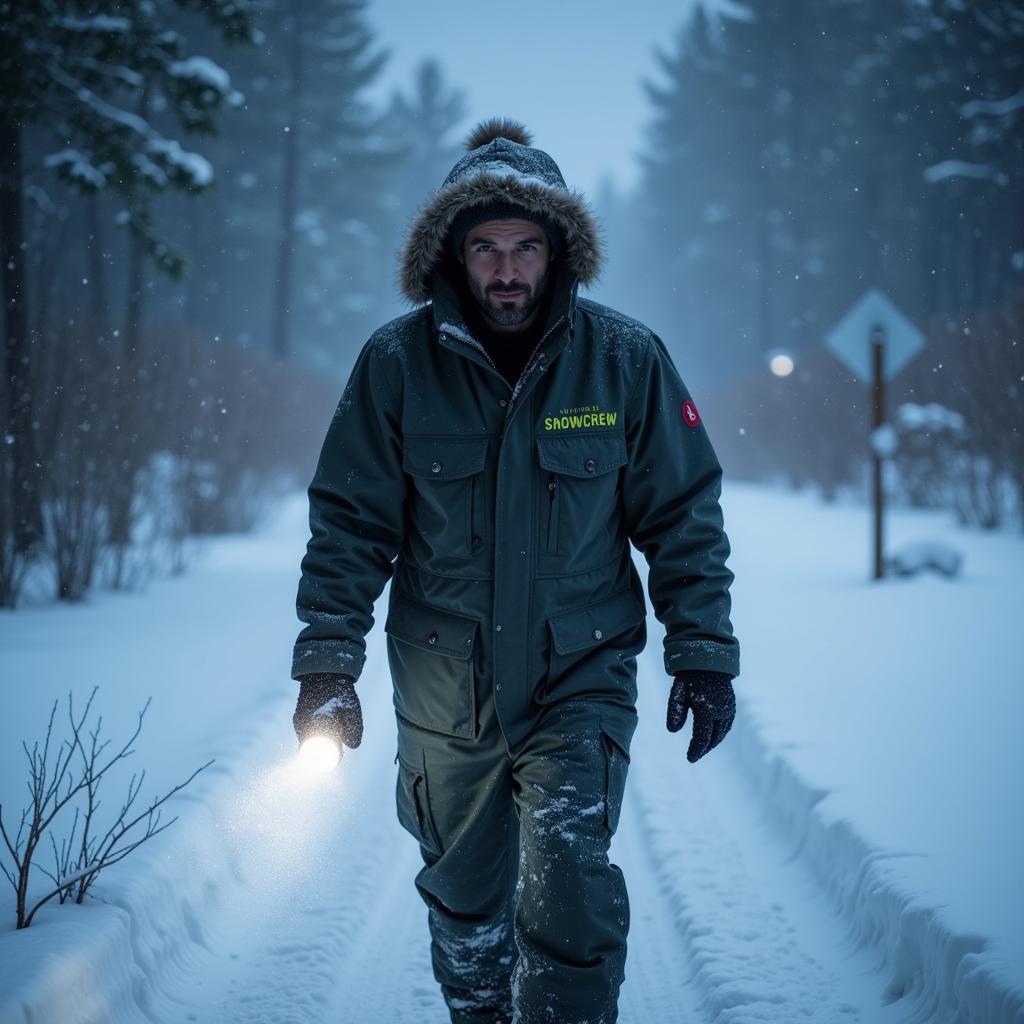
[0,0,1021,606]
[602,0,1023,531]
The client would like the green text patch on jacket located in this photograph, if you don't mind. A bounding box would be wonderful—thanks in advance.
[543,405,619,431]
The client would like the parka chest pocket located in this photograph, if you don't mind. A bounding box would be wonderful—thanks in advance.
[403,435,489,559]
[536,433,628,561]
[384,594,479,739]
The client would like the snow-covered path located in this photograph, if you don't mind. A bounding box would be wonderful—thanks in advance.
[3,485,1022,1023]
[129,622,909,1024]
[138,649,910,1024]
[149,625,446,1024]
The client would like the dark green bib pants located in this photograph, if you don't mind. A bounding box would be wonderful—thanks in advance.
[292,128,740,1024]
[390,584,644,1023]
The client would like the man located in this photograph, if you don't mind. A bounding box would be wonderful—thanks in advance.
[291,117,740,1024]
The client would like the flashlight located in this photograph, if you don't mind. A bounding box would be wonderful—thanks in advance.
[297,735,341,774]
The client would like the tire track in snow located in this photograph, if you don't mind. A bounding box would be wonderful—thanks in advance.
[155,637,919,1023]
[615,792,706,1023]
[621,647,917,1024]
[158,627,447,1024]
[164,738,400,1023]
[322,830,446,1023]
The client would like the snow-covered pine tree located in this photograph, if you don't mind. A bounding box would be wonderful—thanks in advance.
[897,0,1024,315]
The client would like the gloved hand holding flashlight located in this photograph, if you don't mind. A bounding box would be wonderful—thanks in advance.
[293,672,363,771]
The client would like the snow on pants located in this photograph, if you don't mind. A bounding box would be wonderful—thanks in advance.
[394,688,638,1024]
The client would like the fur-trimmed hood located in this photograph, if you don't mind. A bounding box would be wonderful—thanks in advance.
[398,118,603,305]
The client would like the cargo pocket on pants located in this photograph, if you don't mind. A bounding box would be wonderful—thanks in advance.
[599,711,636,835]
[396,748,443,859]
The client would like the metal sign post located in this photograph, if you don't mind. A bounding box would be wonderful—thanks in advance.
[825,289,925,582]
[871,326,885,581]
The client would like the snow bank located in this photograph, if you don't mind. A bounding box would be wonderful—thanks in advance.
[721,482,1024,1023]
[2,483,1021,1022]
[729,709,1024,1023]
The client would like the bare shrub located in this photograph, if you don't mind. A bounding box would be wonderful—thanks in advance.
[0,688,211,929]
[899,288,1024,530]
[0,440,34,607]
[22,315,333,602]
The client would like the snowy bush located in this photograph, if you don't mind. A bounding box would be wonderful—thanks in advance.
[889,401,968,510]
[897,291,1024,531]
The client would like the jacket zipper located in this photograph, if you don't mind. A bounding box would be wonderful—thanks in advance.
[440,314,567,432]
[503,314,566,428]
[468,474,479,552]
[546,475,559,553]
[438,322,506,381]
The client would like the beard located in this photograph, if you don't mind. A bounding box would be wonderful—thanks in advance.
[468,264,551,328]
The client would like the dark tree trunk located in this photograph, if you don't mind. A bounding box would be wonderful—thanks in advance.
[86,193,107,329]
[0,109,42,552]
[123,201,145,360]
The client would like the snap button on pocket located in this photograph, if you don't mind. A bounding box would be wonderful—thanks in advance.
[431,461,442,473]
[427,631,439,645]
[592,628,603,640]
[584,458,596,473]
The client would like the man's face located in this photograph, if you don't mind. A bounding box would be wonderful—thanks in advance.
[458,218,554,331]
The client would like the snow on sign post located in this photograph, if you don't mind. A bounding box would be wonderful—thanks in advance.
[825,289,925,581]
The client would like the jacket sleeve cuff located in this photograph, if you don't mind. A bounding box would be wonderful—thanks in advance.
[664,638,739,678]
[291,640,366,682]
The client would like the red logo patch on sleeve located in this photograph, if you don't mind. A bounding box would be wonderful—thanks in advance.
[681,400,701,427]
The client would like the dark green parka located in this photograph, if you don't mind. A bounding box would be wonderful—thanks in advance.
[292,127,739,749]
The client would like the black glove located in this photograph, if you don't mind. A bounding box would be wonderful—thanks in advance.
[667,669,736,763]
[293,672,363,752]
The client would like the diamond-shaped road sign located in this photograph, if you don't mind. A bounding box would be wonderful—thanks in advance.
[825,288,925,381]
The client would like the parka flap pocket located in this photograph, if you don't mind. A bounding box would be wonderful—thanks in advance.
[403,436,488,480]
[384,595,478,659]
[547,589,646,656]
[537,433,627,478]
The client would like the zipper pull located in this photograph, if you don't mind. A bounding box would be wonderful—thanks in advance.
[546,475,559,553]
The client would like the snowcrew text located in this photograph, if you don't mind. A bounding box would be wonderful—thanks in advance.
[543,406,619,431]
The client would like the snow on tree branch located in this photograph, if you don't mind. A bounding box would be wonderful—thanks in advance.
[169,56,231,94]
[961,88,1024,119]
[923,160,1003,184]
